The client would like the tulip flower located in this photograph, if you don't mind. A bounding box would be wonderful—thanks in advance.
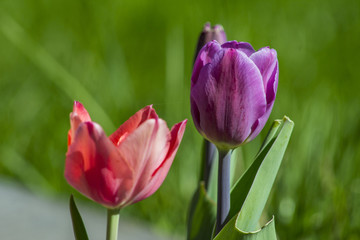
[190,40,278,235]
[191,40,278,151]
[65,101,187,209]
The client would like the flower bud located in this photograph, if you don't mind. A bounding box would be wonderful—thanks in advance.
[190,41,278,150]
[194,23,227,61]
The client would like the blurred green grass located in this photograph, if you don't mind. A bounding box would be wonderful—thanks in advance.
[0,0,359,239]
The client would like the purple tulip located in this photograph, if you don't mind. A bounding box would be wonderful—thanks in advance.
[191,40,279,150]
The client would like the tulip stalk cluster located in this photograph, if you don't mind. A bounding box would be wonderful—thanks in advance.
[194,23,227,191]
[189,23,279,237]
[64,22,282,240]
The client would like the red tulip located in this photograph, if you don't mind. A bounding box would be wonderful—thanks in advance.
[65,101,187,209]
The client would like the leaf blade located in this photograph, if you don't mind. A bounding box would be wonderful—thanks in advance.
[187,183,216,240]
[235,116,294,231]
[69,195,89,240]
[213,215,277,240]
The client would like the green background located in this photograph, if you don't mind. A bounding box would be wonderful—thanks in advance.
[0,0,359,239]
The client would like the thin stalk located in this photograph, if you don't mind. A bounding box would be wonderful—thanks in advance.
[215,149,232,235]
[106,208,120,240]
[201,139,217,189]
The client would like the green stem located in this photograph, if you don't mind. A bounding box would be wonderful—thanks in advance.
[106,208,120,240]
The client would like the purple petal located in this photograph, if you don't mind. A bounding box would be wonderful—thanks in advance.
[250,47,278,96]
[245,103,273,143]
[191,41,223,86]
[243,48,279,142]
[222,41,255,57]
[265,61,278,105]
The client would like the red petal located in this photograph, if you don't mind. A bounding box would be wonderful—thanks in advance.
[132,119,187,204]
[68,101,92,146]
[153,119,187,176]
[73,101,91,121]
[115,118,171,206]
[109,105,158,146]
[65,121,133,208]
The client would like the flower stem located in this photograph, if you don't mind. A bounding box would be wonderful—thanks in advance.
[106,208,120,240]
[215,149,232,235]
[201,139,217,189]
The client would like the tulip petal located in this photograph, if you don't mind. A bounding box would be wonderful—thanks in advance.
[244,48,279,142]
[245,105,272,143]
[68,101,92,146]
[246,61,279,142]
[192,41,223,86]
[250,47,278,100]
[222,41,255,57]
[116,118,171,206]
[153,119,187,176]
[192,48,267,148]
[133,119,187,203]
[265,61,279,105]
[65,150,89,195]
[65,122,133,208]
[109,105,158,146]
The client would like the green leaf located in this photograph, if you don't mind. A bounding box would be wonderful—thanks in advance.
[213,215,277,240]
[187,182,216,240]
[258,120,282,154]
[229,116,294,232]
[69,195,89,240]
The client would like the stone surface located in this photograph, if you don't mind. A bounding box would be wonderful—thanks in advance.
[0,181,178,240]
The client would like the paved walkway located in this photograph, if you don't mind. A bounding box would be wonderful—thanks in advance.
[0,181,179,240]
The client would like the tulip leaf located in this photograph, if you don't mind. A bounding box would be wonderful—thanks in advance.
[187,182,216,240]
[258,120,282,154]
[213,215,277,240]
[69,195,89,240]
[229,116,294,232]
